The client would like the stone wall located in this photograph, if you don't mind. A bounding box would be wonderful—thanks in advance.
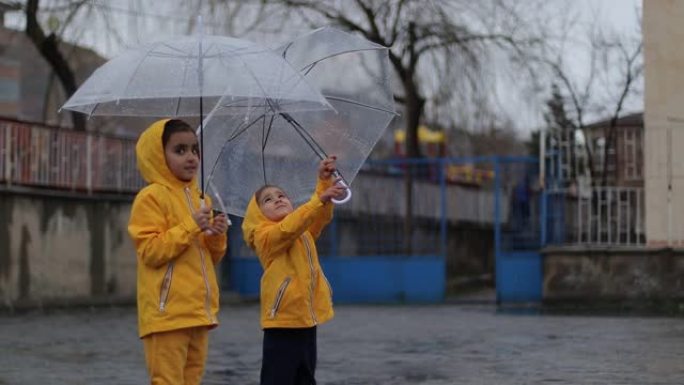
[543,246,684,302]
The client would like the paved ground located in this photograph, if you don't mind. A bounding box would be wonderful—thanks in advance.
[1,302,683,385]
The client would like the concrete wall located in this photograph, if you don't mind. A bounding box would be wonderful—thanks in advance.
[1,184,495,308]
[0,190,136,308]
[644,0,684,246]
[543,247,684,301]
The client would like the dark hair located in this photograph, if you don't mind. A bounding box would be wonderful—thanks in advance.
[255,184,284,205]
[162,119,194,148]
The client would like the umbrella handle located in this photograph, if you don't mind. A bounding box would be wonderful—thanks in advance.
[331,172,352,205]
[199,200,215,236]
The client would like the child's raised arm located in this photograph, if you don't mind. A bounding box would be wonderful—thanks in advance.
[309,156,346,238]
[252,194,327,262]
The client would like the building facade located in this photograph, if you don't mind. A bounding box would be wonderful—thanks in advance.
[644,0,684,246]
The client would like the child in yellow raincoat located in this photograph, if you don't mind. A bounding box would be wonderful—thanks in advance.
[242,156,347,385]
[128,119,228,385]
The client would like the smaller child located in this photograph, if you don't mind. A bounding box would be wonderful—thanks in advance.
[128,118,228,385]
[242,156,347,385]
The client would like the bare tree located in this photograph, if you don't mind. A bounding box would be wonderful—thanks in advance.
[273,0,547,157]
[266,0,548,252]
[538,7,643,187]
[597,30,642,187]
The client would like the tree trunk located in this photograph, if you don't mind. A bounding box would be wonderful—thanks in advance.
[26,0,85,131]
[402,74,425,255]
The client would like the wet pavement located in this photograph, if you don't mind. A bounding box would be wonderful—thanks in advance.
[1,302,683,384]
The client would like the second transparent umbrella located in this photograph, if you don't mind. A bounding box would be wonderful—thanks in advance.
[201,27,397,217]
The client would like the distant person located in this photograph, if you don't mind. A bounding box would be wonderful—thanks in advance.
[128,118,228,385]
[512,174,532,228]
[242,156,346,385]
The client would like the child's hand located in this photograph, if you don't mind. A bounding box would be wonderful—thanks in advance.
[318,156,337,180]
[192,206,212,231]
[207,213,229,235]
[319,182,348,203]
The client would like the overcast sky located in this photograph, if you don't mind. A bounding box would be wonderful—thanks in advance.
[7,0,644,135]
[506,0,643,133]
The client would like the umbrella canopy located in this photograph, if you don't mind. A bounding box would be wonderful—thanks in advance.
[61,32,332,200]
[201,27,397,216]
[61,35,331,117]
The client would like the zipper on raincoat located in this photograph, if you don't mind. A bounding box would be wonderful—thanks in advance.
[184,187,215,323]
[269,277,291,319]
[301,236,318,325]
[159,263,174,312]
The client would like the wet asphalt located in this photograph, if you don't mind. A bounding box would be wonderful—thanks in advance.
[1,303,683,384]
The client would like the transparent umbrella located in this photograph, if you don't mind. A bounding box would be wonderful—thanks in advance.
[61,34,329,117]
[201,27,397,216]
[60,26,332,198]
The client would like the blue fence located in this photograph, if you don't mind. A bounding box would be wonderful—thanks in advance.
[224,156,540,304]
[225,157,455,303]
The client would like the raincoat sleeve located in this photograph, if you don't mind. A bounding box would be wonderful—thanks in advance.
[253,195,329,263]
[128,187,202,268]
[203,232,227,265]
[308,177,335,240]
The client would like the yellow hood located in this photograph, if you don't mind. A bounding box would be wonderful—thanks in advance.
[242,193,272,250]
[136,118,196,189]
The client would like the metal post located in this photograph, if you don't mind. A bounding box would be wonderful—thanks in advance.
[577,187,582,244]
[627,189,639,244]
[3,124,10,184]
[540,174,547,246]
[607,187,612,244]
[494,157,501,254]
[86,135,92,194]
[493,157,502,301]
[439,158,447,257]
[539,128,546,190]
[636,188,640,244]
[588,190,593,243]
[597,188,602,244]
[116,141,123,192]
[667,124,673,246]
[617,188,622,243]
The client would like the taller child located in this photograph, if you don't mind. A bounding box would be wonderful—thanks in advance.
[128,118,228,385]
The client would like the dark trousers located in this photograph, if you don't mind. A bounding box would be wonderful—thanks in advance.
[261,327,317,385]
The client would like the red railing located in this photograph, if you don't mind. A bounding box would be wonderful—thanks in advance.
[0,120,144,193]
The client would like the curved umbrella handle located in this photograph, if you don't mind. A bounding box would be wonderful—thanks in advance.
[331,171,352,205]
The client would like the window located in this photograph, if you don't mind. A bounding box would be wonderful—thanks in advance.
[623,128,643,180]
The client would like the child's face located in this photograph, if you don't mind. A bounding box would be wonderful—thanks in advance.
[164,131,200,182]
[258,187,294,221]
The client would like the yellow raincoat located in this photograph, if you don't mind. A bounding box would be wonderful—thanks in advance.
[242,178,335,329]
[128,119,227,338]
